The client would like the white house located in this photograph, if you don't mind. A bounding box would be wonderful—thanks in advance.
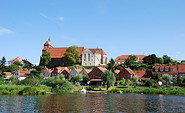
[12,70,30,80]
[69,68,82,79]
[82,48,108,66]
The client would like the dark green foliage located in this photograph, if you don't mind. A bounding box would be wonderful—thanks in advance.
[163,55,172,64]
[46,76,73,93]
[13,61,22,66]
[63,46,81,65]
[19,78,40,86]
[143,54,159,65]
[107,58,115,72]
[82,75,90,86]
[40,51,51,67]
[152,73,161,83]
[162,74,172,87]
[102,70,116,90]
[6,64,20,72]
[71,74,82,84]
[124,55,138,68]
[145,80,155,87]
[119,78,126,86]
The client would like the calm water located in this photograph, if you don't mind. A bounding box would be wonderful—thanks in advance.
[0,94,185,113]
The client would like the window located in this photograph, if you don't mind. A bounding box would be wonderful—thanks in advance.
[88,54,90,61]
[155,69,158,72]
[160,68,163,72]
[85,63,87,65]
[84,54,86,61]
[165,69,169,72]
[171,68,174,72]
[127,75,130,77]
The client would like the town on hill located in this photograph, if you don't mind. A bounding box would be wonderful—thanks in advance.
[0,40,185,95]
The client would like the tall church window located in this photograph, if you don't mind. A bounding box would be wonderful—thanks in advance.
[84,54,86,61]
[88,54,90,61]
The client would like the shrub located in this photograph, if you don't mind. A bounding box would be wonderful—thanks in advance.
[19,78,40,86]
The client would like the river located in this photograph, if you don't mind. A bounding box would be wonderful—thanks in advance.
[0,94,184,113]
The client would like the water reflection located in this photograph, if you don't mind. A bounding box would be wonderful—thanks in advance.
[0,94,185,113]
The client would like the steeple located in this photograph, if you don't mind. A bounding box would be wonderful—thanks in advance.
[43,40,54,50]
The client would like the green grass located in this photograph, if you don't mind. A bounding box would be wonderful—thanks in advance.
[0,85,51,95]
[108,86,185,96]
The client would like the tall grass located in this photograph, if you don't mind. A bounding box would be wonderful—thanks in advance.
[0,85,51,95]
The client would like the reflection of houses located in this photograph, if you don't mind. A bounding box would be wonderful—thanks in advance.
[152,65,178,80]
[81,48,108,66]
[69,68,82,79]
[8,57,32,66]
[178,65,185,77]
[12,70,30,80]
[51,67,71,79]
[115,55,146,64]
[117,68,135,80]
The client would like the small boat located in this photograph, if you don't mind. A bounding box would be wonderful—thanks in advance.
[81,89,87,94]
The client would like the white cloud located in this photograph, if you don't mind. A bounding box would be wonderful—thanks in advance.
[56,17,64,21]
[40,13,64,21]
[0,27,13,35]
[39,13,50,19]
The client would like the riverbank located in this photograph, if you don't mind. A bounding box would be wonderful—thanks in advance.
[108,86,185,96]
[0,85,51,95]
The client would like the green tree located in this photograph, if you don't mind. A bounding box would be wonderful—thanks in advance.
[72,74,82,84]
[82,75,90,86]
[13,61,23,66]
[152,73,161,83]
[19,78,40,86]
[6,64,20,72]
[0,57,7,73]
[40,51,51,67]
[163,55,172,64]
[63,46,81,65]
[102,70,116,90]
[157,57,164,64]
[143,54,158,65]
[119,78,126,86]
[162,74,172,87]
[107,58,115,72]
[124,55,138,68]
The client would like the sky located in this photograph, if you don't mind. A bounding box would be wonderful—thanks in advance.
[0,0,185,65]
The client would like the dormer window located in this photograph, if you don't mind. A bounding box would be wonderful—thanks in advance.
[165,69,169,72]
[160,68,163,72]
[171,68,174,72]
[155,69,158,72]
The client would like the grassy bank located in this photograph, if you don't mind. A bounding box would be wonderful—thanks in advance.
[0,85,51,95]
[108,86,185,96]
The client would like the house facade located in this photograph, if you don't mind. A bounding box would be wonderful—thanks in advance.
[81,49,108,66]
[44,68,53,79]
[115,55,146,64]
[69,68,82,79]
[12,70,30,80]
[80,69,92,75]
[117,68,135,80]
[51,67,71,79]
[88,67,107,79]
[178,65,185,77]
[152,65,178,80]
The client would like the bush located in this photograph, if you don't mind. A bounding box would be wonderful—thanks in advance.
[19,78,40,86]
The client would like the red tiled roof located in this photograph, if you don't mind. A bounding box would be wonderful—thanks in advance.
[134,70,151,79]
[46,47,84,58]
[8,57,24,63]
[44,68,53,73]
[97,67,107,73]
[76,69,83,73]
[89,79,102,82]
[84,69,92,74]
[152,65,178,73]
[115,70,120,74]
[125,68,135,75]
[178,65,185,73]
[3,72,12,76]
[89,49,106,55]
[115,55,146,62]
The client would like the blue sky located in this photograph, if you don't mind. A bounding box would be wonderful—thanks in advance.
[0,0,185,64]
